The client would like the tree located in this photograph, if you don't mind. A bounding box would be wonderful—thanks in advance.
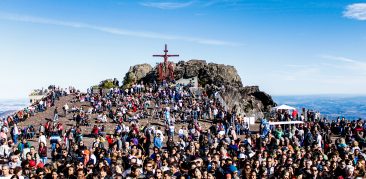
[100,80,116,89]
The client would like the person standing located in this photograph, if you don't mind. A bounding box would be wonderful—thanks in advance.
[11,124,19,144]
[53,107,59,122]
[38,132,47,147]
[63,103,69,117]
[38,142,47,164]
[168,122,175,137]
[50,132,61,151]
[154,133,163,149]
[165,107,170,125]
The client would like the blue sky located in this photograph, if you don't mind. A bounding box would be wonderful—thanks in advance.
[0,0,365,99]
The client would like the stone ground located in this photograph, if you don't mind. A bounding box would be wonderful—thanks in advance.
[16,94,261,155]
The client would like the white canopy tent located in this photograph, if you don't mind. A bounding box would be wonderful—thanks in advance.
[269,121,304,125]
[273,104,296,111]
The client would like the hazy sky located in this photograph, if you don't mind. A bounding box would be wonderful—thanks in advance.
[0,0,366,99]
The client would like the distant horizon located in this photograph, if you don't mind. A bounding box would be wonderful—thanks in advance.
[271,94,366,97]
[2,94,366,120]
[1,92,366,101]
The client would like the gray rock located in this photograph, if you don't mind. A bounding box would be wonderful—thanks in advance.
[122,63,153,88]
[122,60,276,116]
[174,60,242,88]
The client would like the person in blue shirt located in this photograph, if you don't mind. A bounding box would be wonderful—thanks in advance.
[154,133,163,149]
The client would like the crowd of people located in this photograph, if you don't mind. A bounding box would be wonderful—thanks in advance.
[0,81,365,179]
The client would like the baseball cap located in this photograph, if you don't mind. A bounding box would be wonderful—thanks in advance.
[228,165,238,174]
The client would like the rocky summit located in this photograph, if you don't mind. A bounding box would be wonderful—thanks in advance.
[122,60,276,117]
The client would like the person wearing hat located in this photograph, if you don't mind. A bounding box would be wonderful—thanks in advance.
[227,165,239,179]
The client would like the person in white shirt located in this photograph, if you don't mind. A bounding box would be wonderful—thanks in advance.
[102,114,107,123]
[178,127,184,138]
[169,123,175,137]
[316,132,322,149]
[122,124,130,133]
[39,100,44,111]
[38,124,45,135]
[1,165,12,179]
[89,148,97,165]
[0,140,10,158]
[97,114,103,122]
[87,107,93,115]
[213,108,218,119]
[12,124,19,144]
[38,132,47,146]
[196,106,201,120]
[63,103,69,116]
[2,126,8,135]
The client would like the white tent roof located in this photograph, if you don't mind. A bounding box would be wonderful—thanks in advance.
[273,104,296,111]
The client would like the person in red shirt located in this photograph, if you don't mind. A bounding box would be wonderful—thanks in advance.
[38,142,47,164]
[133,105,137,113]
[91,125,99,138]
[106,135,115,147]
[292,110,298,120]
[354,121,363,133]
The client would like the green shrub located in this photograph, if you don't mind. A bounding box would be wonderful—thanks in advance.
[100,81,116,89]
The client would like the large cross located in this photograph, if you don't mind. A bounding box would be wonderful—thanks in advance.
[152,44,179,63]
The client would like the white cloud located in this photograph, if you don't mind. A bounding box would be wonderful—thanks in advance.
[320,55,366,79]
[0,12,240,46]
[140,1,194,9]
[274,67,321,81]
[264,55,366,95]
[140,0,244,9]
[343,3,366,20]
[203,0,221,6]
[321,55,366,68]
[320,55,357,63]
[285,64,315,68]
[202,0,243,7]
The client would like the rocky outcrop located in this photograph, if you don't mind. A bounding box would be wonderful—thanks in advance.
[122,60,276,115]
[122,64,153,88]
[174,60,275,115]
[174,60,242,88]
[219,85,275,117]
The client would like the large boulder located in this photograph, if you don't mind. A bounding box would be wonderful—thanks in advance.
[123,63,153,88]
[174,60,242,88]
[219,85,275,117]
